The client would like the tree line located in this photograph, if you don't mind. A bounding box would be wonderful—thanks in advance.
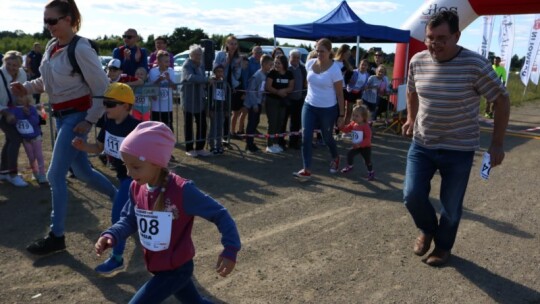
[0,28,526,70]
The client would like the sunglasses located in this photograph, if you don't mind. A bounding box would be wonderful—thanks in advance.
[103,100,124,108]
[122,35,134,39]
[44,16,66,26]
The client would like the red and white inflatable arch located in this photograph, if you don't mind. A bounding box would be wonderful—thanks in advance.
[394,0,540,83]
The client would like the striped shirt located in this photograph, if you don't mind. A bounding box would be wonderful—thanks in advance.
[408,48,507,151]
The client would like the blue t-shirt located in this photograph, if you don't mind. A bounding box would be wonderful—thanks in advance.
[97,115,140,179]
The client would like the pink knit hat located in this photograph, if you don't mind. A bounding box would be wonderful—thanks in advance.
[120,121,175,168]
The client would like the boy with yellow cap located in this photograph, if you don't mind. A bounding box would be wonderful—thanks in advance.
[72,82,140,275]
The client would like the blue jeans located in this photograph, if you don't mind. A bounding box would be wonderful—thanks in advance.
[301,103,338,170]
[129,260,211,304]
[48,111,117,236]
[403,142,474,251]
[112,176,132,256]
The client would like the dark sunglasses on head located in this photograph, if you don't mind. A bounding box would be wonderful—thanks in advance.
[44,16,66,26]
[122,35,134,39]
[103,99,124,108]
[108,67,120,71]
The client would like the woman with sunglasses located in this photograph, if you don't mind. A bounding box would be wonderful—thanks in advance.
[11,0,117,256]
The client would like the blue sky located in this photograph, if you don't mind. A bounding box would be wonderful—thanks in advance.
[0,0,532,57]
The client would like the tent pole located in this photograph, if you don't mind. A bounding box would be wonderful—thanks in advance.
[356,36,360,67]
[403,43,410,85]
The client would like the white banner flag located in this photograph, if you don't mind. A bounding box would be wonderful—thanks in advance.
[520,15,540,86]
[530,48,540,85]
[499,15,514,85]
[479,16,495,58]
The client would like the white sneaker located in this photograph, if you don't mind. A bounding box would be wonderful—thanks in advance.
[196,150,212,157]
[8,175,28,187]
[265,146,280,154]
[185,151,198,157]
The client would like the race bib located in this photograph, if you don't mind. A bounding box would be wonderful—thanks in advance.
[135,208,173,252]
[104,132,125,159]
[215,88,225,101]
[160,87,170,99]
[135,95,150,107]
[16,119,34,135]
[351,130,364,144]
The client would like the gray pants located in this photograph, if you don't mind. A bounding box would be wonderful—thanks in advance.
[0,117,22,174]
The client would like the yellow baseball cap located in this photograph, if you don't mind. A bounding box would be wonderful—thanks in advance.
[96,82,135,104]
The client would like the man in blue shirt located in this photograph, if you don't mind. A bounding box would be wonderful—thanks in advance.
[112,28,148,76]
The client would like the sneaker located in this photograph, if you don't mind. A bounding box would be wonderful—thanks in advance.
[95,256,125,276]
[26,231,66,255]
[329,157,340,174]
[265,146,280,154]
[196,149,213,157]
[33,173,48,184]
[0,174,9,181]
[367,171,375,181]
[273,144,283,153]
[293,169,312,181]
[341,165,353,173]
[8,175,28,187]
[185,150,198,157]
[217,148,224,155]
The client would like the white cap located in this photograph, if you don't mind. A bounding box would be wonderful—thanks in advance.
[108,58,122,69]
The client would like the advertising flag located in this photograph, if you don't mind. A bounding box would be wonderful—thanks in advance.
[499,15,514,85]
[479,16,495,58]
[520,15,540,86]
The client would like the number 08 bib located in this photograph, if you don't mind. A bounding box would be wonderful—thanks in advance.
[135,208,173,251]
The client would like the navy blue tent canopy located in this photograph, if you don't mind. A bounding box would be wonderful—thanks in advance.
[273,1,410,43]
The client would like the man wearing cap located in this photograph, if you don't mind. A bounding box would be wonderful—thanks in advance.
[72,82,140,275]
[25,42,43,104]
[113,28,148,76]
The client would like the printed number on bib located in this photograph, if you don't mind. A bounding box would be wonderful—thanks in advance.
[15,119,35,135]
[104,132,125,159]
[215,88,225,101]
[135,208,173,252]
[351,130,364,144]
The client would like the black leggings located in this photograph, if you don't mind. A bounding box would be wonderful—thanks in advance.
[346,146,373,171]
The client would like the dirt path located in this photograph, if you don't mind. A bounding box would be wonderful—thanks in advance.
[0,105,539,303]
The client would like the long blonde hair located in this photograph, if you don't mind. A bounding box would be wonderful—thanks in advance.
[152,168,170,211]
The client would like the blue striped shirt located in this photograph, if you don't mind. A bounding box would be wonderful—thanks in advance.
[408,48,508,151]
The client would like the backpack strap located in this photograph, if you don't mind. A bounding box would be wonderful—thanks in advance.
[0,70,13,106]
[66,35,82,79]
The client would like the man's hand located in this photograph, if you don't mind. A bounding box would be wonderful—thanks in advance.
[488,144,505,168]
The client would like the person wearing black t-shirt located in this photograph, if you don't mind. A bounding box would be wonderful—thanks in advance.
[264,54,294,153]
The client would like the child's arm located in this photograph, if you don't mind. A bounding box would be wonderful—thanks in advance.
[72,124,104,154]
[183,182,241,276]
[339,122,354,133]
[72,138,104,154]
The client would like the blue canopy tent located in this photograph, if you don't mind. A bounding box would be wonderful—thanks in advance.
[273,1,411,67]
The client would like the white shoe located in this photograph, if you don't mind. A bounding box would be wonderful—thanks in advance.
[8,175,28,187]
[265,146,279,154]
[185,151,198,157]
[273,144,283,153]
[196,150,212,157]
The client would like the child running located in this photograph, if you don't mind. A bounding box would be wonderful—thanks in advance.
[9,95,47,184]
[339,103,375,181]
[94,121,241,303]
[72,83,140,275]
